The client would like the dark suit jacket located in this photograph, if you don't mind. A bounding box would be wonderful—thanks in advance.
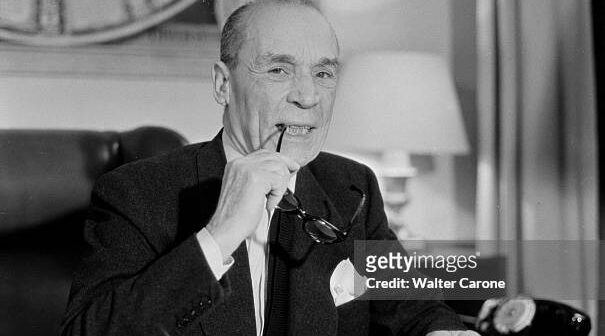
[60,132,464,336]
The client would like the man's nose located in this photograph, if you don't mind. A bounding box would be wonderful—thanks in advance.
[287,74,320,109]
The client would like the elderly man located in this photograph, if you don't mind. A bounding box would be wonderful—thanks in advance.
[61,1,479,335]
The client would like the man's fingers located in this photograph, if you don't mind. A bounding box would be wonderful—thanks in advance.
[214,149,298,242]
[249,149,300,173]
[263,155,297,212]
[258,158,291,179]
[277,153,300,173]
[265,172,289,211]
[266,195,282,213]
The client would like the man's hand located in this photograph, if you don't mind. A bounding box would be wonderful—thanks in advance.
[427,331,481,336]
[206,149,299,260]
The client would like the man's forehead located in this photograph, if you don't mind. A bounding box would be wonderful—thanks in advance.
[243,3,339,62]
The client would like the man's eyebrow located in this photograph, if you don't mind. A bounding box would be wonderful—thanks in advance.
[317,57,339,68]
[254,53,339,68]
[255,53,296,65]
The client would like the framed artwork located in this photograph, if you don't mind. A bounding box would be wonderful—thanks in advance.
[0,0,220,79]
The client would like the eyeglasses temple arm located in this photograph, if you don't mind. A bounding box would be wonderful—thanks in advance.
[276,125,286,153]
[348,188,367,227]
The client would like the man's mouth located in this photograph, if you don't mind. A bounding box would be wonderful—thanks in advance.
[277,124,314,136]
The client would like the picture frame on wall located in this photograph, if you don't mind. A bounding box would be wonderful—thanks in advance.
[0,0,220,79]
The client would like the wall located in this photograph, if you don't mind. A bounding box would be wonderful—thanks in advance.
[0,76,222,143]
[318,0,451,59]
[0,0,478,240]
[320,0,477,240]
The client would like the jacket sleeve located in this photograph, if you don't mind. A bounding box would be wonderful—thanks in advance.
[362,166,466,335]
[60,172,229,336]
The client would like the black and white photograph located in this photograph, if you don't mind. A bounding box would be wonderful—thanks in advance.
[0,0,602,335]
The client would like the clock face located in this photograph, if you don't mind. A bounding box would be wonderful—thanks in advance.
[0,0,200,46]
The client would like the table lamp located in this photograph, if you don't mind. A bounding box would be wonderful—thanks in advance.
[325,51,469,238]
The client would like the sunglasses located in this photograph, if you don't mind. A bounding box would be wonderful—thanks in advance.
[275,126,366,244]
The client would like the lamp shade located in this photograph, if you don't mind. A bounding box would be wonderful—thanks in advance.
[325,52,469,154]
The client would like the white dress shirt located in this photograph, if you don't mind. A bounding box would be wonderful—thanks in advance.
[196,132,296,336]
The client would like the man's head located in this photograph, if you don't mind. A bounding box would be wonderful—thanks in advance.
[212,0,339,166]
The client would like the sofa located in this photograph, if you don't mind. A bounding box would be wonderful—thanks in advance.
[0,127,187,336]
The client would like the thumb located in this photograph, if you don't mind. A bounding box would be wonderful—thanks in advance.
[266,195,280,213]
[266,183,289,212]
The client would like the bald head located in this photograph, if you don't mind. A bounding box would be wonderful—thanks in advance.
[220,0,338,70]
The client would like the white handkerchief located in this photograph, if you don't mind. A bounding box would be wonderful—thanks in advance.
[329,258,367,307]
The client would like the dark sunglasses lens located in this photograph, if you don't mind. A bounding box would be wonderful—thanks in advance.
[276,191,299,211]
[304,219,339,243]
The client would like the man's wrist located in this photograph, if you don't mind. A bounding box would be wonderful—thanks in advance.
[205,217,244,261]
[196,228,234,280]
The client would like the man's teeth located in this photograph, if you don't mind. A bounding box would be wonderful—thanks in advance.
[284,125,312,135]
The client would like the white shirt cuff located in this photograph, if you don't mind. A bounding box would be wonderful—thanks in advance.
[196,228,234,280]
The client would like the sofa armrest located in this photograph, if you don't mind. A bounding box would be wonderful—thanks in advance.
[0,126,187,235]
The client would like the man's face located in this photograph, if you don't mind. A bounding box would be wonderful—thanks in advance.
[222,4,339,166]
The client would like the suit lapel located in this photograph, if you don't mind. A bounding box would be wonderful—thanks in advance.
[281,166,353,336]
[195,131,257,336]
[195,131,227,183]
[193,136,357,335]
[290,166,346,260]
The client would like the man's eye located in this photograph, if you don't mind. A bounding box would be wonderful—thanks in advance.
[316,71,334,79]
[268,68,287,75]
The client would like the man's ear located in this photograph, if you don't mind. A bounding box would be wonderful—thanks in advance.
[212,61,231,106]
